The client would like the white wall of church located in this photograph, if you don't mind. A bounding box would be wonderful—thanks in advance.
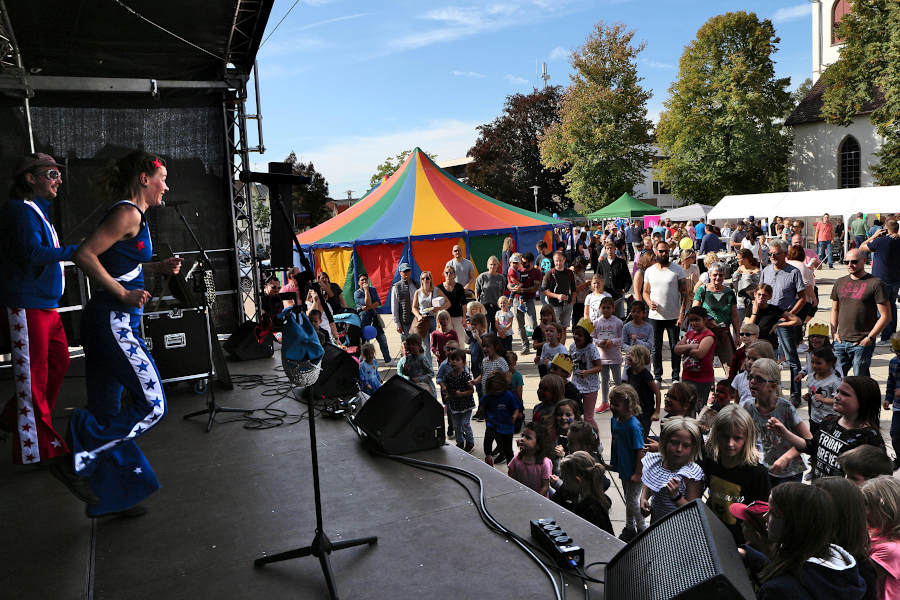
[789,117,883,191]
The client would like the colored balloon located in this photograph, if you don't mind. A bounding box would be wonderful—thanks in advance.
[362,325,377,340]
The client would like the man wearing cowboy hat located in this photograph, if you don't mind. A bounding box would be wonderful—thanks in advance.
[0,153,94,499]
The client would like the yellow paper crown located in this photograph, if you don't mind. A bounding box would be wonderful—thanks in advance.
[575,317,594,335]
[807,323,830,337]
[550,353,574,375]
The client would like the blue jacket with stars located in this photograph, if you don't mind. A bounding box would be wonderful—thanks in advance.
[0,196,78,309]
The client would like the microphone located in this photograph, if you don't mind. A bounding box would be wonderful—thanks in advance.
[160,199,191,207]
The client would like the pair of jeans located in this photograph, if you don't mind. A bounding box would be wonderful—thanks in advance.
[776,324,803,400]
[514,298,537,349]
[552,303,573,331]
[856,235,868,262]
[483,425,514,463]
[880,282,900,342]
[650,318,681,382]
[622,478,646,533]
[684,380,713,414]
[817,240,833,268]
[374,329,392,363]
[451,409,474,449]
[833,340,876,377]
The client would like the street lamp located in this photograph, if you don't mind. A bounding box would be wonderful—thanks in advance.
[530,185,540,213]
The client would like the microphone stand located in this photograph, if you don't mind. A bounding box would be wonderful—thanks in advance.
[170,204,249,431]
[254,381,377,599]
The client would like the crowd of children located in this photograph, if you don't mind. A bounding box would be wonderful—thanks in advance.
[349,242,900,599]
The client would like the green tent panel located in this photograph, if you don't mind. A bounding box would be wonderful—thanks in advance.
[585,193,662,219]
[468,233,507,276]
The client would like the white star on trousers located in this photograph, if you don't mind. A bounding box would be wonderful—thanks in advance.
[133,467,142,474]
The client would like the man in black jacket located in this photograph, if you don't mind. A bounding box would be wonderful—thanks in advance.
[598,238,632,318]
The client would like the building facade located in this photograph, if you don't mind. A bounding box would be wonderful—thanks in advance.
[786,0,885,191]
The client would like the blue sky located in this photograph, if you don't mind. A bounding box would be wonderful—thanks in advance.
[250,0,815,199]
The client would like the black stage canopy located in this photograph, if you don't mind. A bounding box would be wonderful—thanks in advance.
[6,0,272,80]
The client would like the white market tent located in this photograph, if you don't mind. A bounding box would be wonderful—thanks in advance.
[708,186,900,251]
[657,203,714,222]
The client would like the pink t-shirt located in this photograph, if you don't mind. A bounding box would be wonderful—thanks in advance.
[815,220,834,242]
[507,454,552,496]
[869,531,900,600]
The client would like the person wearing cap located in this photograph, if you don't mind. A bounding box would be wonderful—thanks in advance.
[390,262,418,341]
[0,153,82,478]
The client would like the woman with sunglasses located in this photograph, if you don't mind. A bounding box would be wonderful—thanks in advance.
[67,151,183,518]
[0,154,82,484]
[744,357,811,488]
[439,265,467,343]
[412,271,448,363]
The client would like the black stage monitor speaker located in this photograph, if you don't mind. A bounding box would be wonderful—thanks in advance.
[223,320,275,361]
[605,499,754,600]
[316,343,361,400]
[354,375,445,454]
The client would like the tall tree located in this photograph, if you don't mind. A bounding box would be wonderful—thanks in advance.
[539,22,654,212]
[655,12,792,204]
[367,149,435,190]
[821,0,900,185]
[285,152,332,227]
[466,86,569,214]
[788,77,814,117]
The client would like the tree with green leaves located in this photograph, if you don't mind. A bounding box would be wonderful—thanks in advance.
[285,152,332,228]
[821,0,900,185]
[788,77,814,117]
[539,22,654,212]
[655,11,792,204]
[466,86,569,214]
[368,149,436,191]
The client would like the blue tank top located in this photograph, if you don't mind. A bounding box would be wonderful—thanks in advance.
[95,200,153,313]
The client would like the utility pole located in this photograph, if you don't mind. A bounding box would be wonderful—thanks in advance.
[541,62,550,89]
[530,185,540,213]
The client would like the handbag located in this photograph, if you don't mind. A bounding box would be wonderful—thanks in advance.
[280,307,324,364]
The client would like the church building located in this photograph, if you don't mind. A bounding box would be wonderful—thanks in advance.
[785,0,885,191]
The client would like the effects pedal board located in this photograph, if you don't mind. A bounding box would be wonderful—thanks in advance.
[530,518,585,568]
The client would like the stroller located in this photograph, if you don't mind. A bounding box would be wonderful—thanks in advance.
[332,311,362,356]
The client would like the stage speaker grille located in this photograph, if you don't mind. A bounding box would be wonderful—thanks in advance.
[605,499,755,600]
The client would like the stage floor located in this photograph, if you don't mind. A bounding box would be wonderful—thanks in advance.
[1,357,621,599]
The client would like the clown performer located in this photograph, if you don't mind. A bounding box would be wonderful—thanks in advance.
[0,153,80,481]
[63,151,182,518]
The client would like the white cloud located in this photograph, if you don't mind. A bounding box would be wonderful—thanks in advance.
[280,119,483,196]
[452,70,487,78]
[296,13,371,32]
[549,46,569,61]
[772,4,810,24]
[504,74,529,85]
[640,57,676,70]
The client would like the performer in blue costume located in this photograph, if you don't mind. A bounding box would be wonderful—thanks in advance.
[66,151,182,518]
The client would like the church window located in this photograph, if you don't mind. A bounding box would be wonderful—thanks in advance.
[838,136,860,189]
[832,0,850,44]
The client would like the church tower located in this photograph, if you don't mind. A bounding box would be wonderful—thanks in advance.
[810,0,850,79]
[785,0,883,191]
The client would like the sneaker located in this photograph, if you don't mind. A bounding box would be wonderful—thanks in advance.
[619,527,637,543]
[484,455,494,467]
[50,460,100,504]
[877,339,891,347]
[383,359,397,367]
[473,412,485,422]
[596,403,610,414]
[464,441,475,452]
[447,428,455,439]
[521,347,531,355]
[790,396,802,409]
[517,303,528,313]
[88,504,148,519]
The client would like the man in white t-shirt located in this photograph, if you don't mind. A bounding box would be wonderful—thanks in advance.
[445,244,476,292]
[643,241,688,383]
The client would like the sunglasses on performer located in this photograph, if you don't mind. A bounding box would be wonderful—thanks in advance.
[39,169,61,181]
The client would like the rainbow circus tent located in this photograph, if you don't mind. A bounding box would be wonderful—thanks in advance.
[296,148,564,312]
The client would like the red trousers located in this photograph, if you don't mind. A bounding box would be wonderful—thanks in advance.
[2,308,70,464]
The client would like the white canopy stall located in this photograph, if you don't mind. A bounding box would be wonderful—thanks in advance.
[708,186,900,252]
